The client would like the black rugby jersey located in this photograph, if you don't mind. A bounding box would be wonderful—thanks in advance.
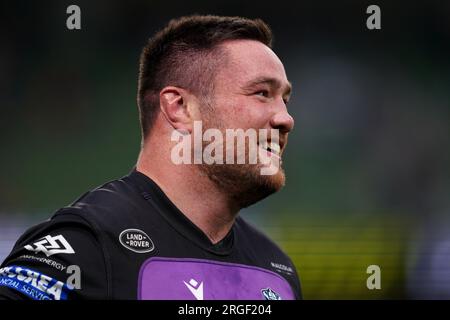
[0,170,301,300]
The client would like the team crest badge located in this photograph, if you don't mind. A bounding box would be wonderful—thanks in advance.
[261,288,282,300]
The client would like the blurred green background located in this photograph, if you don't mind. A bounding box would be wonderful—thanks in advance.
[1,0,449,299]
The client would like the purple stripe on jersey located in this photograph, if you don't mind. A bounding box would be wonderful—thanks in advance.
[138,257,295,300]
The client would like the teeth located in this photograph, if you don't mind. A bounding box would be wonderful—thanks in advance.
[268,142,281,155]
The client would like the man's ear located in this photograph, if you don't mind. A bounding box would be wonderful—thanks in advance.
[159,86,194,133]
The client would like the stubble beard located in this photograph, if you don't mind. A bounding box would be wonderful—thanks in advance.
[197,113,286,209]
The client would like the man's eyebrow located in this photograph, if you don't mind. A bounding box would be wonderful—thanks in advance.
[243,76,292,95]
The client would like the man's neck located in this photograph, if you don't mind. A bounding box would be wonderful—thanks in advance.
[136,147,239,244]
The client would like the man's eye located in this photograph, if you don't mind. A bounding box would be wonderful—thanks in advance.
[255,90,269,97]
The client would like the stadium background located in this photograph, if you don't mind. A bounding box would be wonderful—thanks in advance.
[1,0,449,299]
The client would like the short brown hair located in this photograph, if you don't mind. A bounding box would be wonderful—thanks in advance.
[137,15,273,139]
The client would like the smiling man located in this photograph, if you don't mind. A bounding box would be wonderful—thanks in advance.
[0,15,301,300]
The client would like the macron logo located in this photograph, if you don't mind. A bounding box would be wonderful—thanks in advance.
[183,278,204,300]
[24,234,75,257]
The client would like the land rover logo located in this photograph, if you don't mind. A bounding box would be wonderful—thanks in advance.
[119,229,155,253]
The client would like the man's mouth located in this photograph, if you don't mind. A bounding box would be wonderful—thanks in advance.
[259,141,281,158]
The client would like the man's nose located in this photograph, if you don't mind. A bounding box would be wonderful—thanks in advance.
[270,107,294,134]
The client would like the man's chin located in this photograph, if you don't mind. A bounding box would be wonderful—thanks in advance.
[264,168,286,192]
[246,166,286,202]
[234,168,285,208]
[200,162,286,209]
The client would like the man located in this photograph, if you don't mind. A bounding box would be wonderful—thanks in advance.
[0,15,300,300]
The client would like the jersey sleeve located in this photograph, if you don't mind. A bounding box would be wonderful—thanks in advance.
[0,211,109,300]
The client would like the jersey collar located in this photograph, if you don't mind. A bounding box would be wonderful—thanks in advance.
[127,169,234,256]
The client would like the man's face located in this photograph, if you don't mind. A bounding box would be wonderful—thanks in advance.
[199,39,294,208]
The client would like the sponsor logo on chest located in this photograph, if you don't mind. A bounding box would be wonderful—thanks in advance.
[119,229,155,253]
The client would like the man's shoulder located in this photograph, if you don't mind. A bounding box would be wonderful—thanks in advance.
[53,174,146,226]
[68,175,140,210]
